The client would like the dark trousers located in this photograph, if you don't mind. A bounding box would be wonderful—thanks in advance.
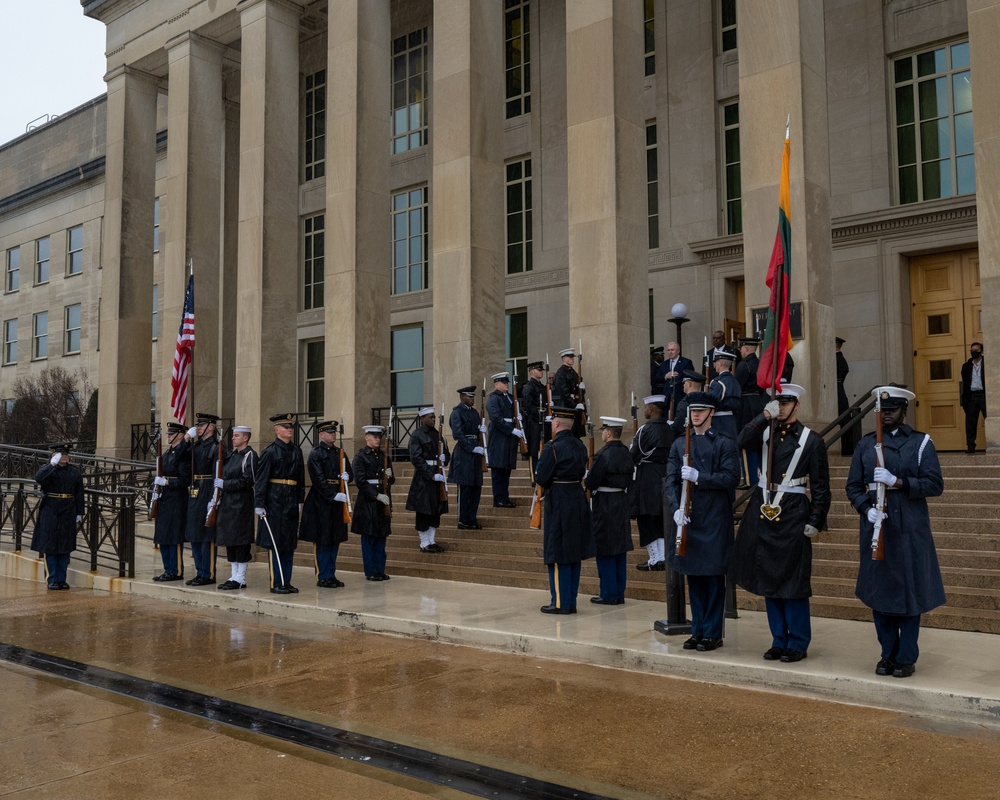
[314,543,340,581]
[547,562,581,610]
[872,610,921,665]
[764,596,811,652]
[491,467,511,503]
[44,553,71,585]
[415,511,441,531]
[226,543,252,563]
[268,549,294,588]
[687,574,727,639]
[636,515,664,550]
[190,540,217,581]
[361,535,387,577]
[159,543,184,577]
[965,392,986,450]
[595,554,628,602]
[458,484,482,524]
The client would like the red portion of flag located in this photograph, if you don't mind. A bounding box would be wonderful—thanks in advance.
[170,275,195,423]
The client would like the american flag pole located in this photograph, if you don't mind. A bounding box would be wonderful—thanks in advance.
[170,260,195,427]
[186,258,193,427]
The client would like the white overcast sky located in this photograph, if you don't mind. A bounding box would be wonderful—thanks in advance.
[0,0,108,147]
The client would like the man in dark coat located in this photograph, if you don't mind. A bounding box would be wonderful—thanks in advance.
[185,412,222,586]
[584,416,634,605]
[407,407,451,553]
[520,361,547,481]
[254,413,305,594]
[731,384,831,663]
[629,394,675,571]
[32,445,84,590]
[670,370,707,439]
[486,371,523,507]
[152,422,190,582]
[666,393,741,650]
[655,341,695,419]
[215,425,257,590]
[708,349,741,440]
[836,337,850,416]
[351,425,395,580]
[703,330,734,380]
[650,345,665,394]
[449,386,485,529]
[846,386,946,679]
[960,341,985,453]
[299,420,352,588]
[535,407,594,613]
[735,337,765,488]
[553,347,587,437]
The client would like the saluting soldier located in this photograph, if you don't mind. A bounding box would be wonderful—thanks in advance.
[535,407,594,614]
[185,412,222,586]
[449,386,485,529]
[299,420,353,588]
[666,393,741,651]
[152,422,190,582]
[629,394,675,571]
[584,416,634,605]
[254,413,305,594]
[731,384,831,664]
[407,407,451,553]
[32,445,84,590]
[735,337,765,488]
[486,372,524,508]
[670,370,706,439]
[520,361,546,481]
[846,387,946,679]
[351,425,395,581]
[215,425,257,591]
[708,349,741,440]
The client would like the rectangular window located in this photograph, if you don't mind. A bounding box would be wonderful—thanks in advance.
[152,285,158,340]
[303,214,325,310]
[723,101,742,234]
[6,247,20,293]
[391,187,428,294]
[35,236,50,284]
[505,310,527,383]
[67,225,83,276]
[391,326,424,407]
[303,339,325,416]
[505,1,531,118]
[391,28,429,154]
[506,159,533,274]
[303,69,327,182]
[646,124,660,249]
[644,0,655,76]
[720,0,736,52]
[32,311,47,360]
[64,304,81,354]
[2,399,13,415]
[153,198,160,253]
[3,319,16,365]
[150,383,156,421]
[894,41,974,204]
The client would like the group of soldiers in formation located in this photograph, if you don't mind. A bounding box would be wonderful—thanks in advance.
[30,336,946,679]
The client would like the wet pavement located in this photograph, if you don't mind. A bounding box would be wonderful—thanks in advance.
[4,577,1000,799]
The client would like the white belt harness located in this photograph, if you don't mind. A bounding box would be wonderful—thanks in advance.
[759,425,811,521]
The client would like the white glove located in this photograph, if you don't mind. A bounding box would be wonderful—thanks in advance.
[575,403,585,411]
[473,446,486,455]
[578,382,585,390]
[187,426,198,439]
[764,400,780,419]
[340,472,350,482]
[385,468,393,479]
[50,453,62,466]
[433,473,446,483]
[803,524,820,538]
[76,515,82,523]
[479,424,488,433]
[298,503,303,514]
[672,509,690,528]
[866,506,886,525]
[334,492,348,503]
[255,507,266,517]
[681,465,699,483]
[512,428,525,440]
[873,467,897,487]
[154,476,168,487]
[377,493,391,506]
[213,477,224,489]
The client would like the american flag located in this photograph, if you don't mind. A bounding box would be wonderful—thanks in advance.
[169,274,195,422]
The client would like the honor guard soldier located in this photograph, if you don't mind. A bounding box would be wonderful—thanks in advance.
[407,407,451,553]
[254,413,305,594]
[300,420,353,588]
[650,346,665,394]
[520,361,547,481]
[666,393,741,651]
[351,425,395,580]
[215,425,258,590]
[708,349,741,439]
[846,387,945,678]
[629,395,675,571]
[449,386,485,529]
[731,384,831,663]
[535,407,594,613]
[152,422,190,582]
[553,347,586,437]
[486,372,524,508]
[185,412,222,586]
[32,445,84,590]
[584,416,634,605]
[735,337,765,487]
[670,370,706,439]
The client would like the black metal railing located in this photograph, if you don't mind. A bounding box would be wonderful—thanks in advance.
[0,444,156,494]
[131,415,321,461]
[370,406,423,461]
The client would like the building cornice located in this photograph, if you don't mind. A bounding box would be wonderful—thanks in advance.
[832,197,977,243]
[688,233,744,264]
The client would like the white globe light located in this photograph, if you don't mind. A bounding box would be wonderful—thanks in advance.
[671,302,688,318]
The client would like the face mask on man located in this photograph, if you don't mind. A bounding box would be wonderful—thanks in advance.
[972,349,982,359]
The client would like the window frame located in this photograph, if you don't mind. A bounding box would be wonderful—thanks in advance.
[504,0,531,119]
[302,338,325,417]
[505,310,528,384]
[303,69,327,182]
[505,159,533,274]
[303,213,325,311]
[6,246,20,293]
[391,28,429,155]
[391,186,429,295]
[720,0,737,53]
[35,236,50,285]
[390,325,425,408]
[644,0,655,77]
[67,225,83,277]
[64,304,81,355]
[32,311,48,361]
[646,123,660,248]
[3,318,17,366]
[721,101,742,235]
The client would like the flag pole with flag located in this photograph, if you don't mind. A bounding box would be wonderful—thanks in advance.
[170,265,195,424]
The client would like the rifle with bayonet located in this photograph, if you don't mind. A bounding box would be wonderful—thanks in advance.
[204,426,227,527]
[577,338,589,430]
[382,408,394,518]
[675,405,693,557]
[480,378,490,472]
[437,411,448,502]
[149,424,162,520]
[871,394,886,560]
[513,365,528,456]
[339,416,352,524]
[631,392,638,438]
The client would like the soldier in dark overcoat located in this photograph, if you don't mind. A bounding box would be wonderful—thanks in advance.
[731,384,831,663]
[299,420,353,588]
[670,370,706,439]
[665,393,741,650]
[846,386,945,679]
[254,413,305,594]
[553,347,586,437]
[152,423,190,582]
[215,425,257,591]
[535,407,594,614]
[351,425,395,580]
[628,394,674,571]
[185,412,222,586]
[735,338,765,488]
[584,416,634,605]
[520,361,546,480]
[32,445,85,590]
[407,407,451,553]
[486,371,523,507]
[708,349,741,440]
[449,386,485,529]
[836,338,850,416]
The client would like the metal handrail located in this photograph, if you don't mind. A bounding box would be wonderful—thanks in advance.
[371,405,424,461]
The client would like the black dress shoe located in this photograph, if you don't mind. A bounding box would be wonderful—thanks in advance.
[636,561,666,572]
[470,520,483,529]
[185,577,198,586]
[284,585,299,594]
[47,583,61,590]
[893,663,916,678]
[780,649,807,663]
[217,580,246,590]
[590,597,617,605]
[494,500,516,508]
[420,544,445,553]
[696,637,724,651]
[365,575,381,581]
[875,658,894,676]
[317,579,332,588]
[59,581,71,590]
[540,604,574,615]
[456,522,477,530]
[330,578,345,588]
[682,636,701,650]
[153,572,182,582]
[270,586,291,594]
[763,647,785,661]
[188,577,210,586]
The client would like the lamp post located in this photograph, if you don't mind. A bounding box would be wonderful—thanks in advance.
[667,302,690,353]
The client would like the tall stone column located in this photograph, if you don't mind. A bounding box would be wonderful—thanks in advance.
[565,1,647,420]
[739,0,834,423]
[969,0,1000,448]
[431,0,505,409]
[97,66,158,458]
[236,0,302,443]
[326,0,391,448]
[162,33,225,423]
[219,96,241,421]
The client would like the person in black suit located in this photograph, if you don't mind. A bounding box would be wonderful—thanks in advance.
[655,341,694,418]
[960,342,986,453]
[836,337,850,416]
[650,346,665,394]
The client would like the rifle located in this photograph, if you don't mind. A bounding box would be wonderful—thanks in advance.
[631,391,638,437]
[528,394,544,530]
[204,427,226,527]
[703,335,710,380]
[480,378,490,472]
[339,417,352,524]
[382,408,394,518]
[585,412,595,503]
[149,424,162,520]
[871,394,886,561]
[437,412,448,502]
[675,405,693,557]
[513,365,528,456]
[577,337,589,430]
